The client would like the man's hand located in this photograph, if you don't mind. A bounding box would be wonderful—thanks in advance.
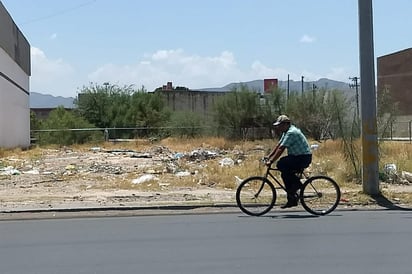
[263,157,272,166]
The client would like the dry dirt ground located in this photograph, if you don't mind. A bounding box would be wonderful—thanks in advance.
[0,145,241,212]
[1,144,412,217]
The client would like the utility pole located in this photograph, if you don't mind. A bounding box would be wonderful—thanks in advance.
[287,74,290,100]
[349,76,360,120]
[301,76,304,96]
[312,83,317,103]
[358,0,379,195]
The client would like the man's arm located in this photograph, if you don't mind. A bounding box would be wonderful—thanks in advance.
[267,143,280,159]
[266,145,286,165]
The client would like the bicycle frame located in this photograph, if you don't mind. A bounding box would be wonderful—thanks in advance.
[262,166,307,194]
[236,162,341,216]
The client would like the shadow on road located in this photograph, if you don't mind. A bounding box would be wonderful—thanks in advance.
[269,214,319,219]
[237,212,320,219]
[371,194,412,211]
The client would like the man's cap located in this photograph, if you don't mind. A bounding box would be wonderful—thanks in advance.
[273,115,291,126]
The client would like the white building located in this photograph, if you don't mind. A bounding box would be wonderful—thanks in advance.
[0,2,31,148]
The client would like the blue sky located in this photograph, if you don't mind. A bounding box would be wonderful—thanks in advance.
[2,0,411,97]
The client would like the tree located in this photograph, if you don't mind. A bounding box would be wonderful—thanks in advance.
[30,110,42,131]
[129,90,170,128]
[168,111,205,138]
[286,89,350,141]
[267,87,287,115]
[125,90,171,138]
[75,83,114,128]
[39,107,99,145]
[377,86,399,138]
[214,85,263,139]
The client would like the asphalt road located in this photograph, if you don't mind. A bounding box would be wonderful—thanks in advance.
[1,209,412,274]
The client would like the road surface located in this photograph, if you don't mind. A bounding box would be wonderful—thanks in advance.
[1,209,411,274]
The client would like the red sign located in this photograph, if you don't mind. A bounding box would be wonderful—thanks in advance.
[264,79,278,93]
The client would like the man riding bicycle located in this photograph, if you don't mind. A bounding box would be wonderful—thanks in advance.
[265,115,312,208]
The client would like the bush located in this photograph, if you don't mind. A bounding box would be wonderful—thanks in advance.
[37,107,101,145]
[168,111,206,138]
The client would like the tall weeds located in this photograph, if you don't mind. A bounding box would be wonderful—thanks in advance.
[333,94,361,182]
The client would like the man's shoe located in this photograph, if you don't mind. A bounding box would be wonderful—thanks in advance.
[280,200,298,209]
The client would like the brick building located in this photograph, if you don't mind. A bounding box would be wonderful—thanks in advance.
[377,48,412,115]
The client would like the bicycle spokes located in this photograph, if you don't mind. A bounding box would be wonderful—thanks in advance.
[300,176,340,215]
[236,177,276,216]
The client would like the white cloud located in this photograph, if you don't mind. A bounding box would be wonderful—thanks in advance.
[249,61,291,80]
[30,47,78,97]
[325,67,351,82]
[88,49,243,90]
[49,33,57,40]
[300,34,316,43]
[30,47,353,97]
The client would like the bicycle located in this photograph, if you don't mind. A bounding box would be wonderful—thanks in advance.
[236,158,341,216]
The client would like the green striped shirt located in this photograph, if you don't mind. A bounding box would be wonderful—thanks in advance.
[279,125,311,155]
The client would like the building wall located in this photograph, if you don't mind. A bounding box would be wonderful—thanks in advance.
[0,2,31,148]
[377,48,412,115]
[158,90,226,119]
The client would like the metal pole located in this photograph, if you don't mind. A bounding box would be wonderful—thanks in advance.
[349,77,360,121]
[354,77,360,120]
[301,76,304,96]
[287,74,290,100]
[358,0,379,195]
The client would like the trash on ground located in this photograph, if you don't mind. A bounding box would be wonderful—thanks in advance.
[132,174,158,184]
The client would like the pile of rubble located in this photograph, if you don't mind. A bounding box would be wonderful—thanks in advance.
[382,163,412,184]
[1,144,412,212]
[0,146,248,211]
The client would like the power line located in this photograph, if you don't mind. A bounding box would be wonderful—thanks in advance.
[22,0,97,25]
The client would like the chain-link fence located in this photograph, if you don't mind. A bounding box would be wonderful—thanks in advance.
[30,126,274,146]
[381,120,412,142]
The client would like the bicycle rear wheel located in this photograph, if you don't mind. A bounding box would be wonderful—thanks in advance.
[300,176,340,215]
[236,176,276,216]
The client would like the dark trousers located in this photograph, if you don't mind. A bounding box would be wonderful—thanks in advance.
[276,154,312,199]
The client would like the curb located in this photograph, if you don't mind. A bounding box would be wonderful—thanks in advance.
[2,202,411,221]
[0,203,238,214]
[1,203,404,215]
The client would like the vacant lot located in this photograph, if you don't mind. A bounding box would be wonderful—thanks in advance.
[1,138,412,212]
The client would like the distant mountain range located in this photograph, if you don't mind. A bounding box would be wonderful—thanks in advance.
[30,78,355,108]
[198,78,353,94]
[30,92,75,108]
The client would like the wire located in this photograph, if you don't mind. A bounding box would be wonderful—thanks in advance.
[21,0,97,25]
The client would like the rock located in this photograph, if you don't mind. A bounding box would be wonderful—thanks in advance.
[401,171,412,183]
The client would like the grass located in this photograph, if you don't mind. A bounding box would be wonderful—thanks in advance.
[379,141,412,172]
[2,138,412,206]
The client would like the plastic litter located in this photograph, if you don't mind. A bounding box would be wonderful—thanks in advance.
[132,174,158,184]
[0,166,21,175]
[219,158,235,166]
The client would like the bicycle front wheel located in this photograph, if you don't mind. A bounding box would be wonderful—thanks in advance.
[300,176,341,215]
[236,176,276,216]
